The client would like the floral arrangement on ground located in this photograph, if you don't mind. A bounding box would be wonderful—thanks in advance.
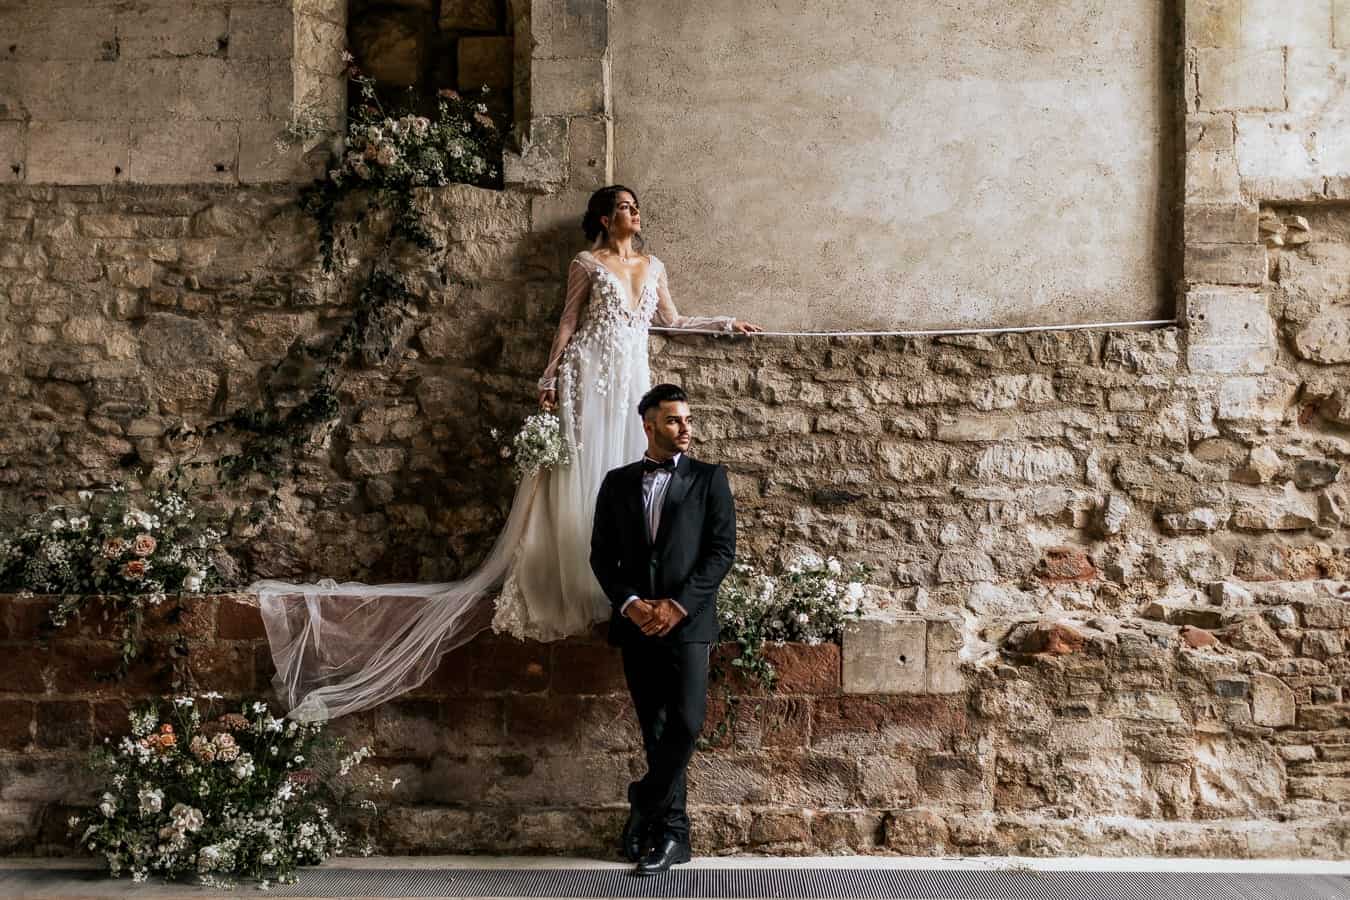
[71,693,387,889]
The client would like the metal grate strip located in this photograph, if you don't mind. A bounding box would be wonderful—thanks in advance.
[250,867,1349,899]
[2,866,1346,899]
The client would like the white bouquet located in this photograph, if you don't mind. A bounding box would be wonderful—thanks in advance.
[716,553,871,687]
[493,412,572,482]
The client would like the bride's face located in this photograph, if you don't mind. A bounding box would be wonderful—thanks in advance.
[604,192,640,237]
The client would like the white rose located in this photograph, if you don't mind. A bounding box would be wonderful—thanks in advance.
[827,558,842,576]
[138,788,164,815]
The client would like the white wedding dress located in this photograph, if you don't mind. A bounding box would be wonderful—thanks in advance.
[251,251,733,721]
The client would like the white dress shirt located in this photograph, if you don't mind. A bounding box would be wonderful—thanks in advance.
[621,453,687,618]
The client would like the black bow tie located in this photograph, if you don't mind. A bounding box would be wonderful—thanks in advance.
[642,457,676,473]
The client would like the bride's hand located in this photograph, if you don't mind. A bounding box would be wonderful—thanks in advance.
[538,389,557,411]
[732,320,763,335]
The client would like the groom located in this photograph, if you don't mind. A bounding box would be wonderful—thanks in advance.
[590,383,736,875]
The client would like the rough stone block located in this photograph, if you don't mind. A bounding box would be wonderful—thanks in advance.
[1251,672,1296,726]
[238,120,328,183]
[1186,0,1242,47]
[530,0,608,58]
[505,117,569,190]
[295,14,348,77]
[1184,242,1267,285]
[531,57,607,117]
[0,122,22,182]
[1184,203,1259,243]
[1236,113,1318,180]
[441,0,499,32]
[1241,0,1332,48]
[458,36,514,92]
[128,121,238,184]
[1195,49,1286,110]
[172,59,274,121]
[567,115,611,190]
[1216,375,1297,424]
[1182,288,1274,373]
[925,618,965,694]
[229,4,296,60]
[25,121,129,184]
[842,616,926,694]
[11,6,117,61]
[117,4,229,59]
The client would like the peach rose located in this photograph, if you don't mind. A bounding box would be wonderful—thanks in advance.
[101,538,127,559]
[122,559,147,580]
[132,533,157,557]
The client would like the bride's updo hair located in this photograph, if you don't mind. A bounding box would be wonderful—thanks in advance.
[582,184,643,248]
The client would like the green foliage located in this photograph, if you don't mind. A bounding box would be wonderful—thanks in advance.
[0,472,225,679]
[182,68,503,519]
[699,553,871,750]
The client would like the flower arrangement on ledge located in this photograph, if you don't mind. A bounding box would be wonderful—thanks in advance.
[0,475,225,678]
[297,60,504,270]
[716,553,872,689]
[70,693,381,889]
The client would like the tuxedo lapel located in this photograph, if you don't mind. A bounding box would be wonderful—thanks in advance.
[653,456,693,548]
[626,462,651,548]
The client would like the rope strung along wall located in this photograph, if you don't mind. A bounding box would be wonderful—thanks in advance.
[651,318,1178,338]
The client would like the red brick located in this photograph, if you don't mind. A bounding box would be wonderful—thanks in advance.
[764,644,840,694]
[1036,547,1098,583]
[36,700,93,749]
[812,696,968,750]
[549,642,626,695]
[505,694,639,752]
[143,594,216,640]
[50,641,165,695]
[760,697,812,748]
[0,646,51,693]
[709,644,770,697]
[93,700,130,739]
[413,636,477,697]
[216,595,266,640]
[470,637,549,693]
[0,700,33,750]
[1182,625,1219,648]
[185,644,256,693]
[0,596,51,642]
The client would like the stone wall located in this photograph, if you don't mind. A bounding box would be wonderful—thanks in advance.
[611,0,1174,330]
[1,589,1347,858]
[0,0,346,185]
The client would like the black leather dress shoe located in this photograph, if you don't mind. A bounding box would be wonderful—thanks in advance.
[620,784,648,863]
[634,837,691,875]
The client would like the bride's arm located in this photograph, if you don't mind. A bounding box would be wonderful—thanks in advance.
[653,264,753,333]
[538,259,591,394]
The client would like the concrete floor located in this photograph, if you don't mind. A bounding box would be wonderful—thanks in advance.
[2,855,1348,899]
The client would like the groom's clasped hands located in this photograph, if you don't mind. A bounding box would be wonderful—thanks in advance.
[626,598,685,637]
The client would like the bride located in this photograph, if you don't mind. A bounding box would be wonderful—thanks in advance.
[251,185,761,721]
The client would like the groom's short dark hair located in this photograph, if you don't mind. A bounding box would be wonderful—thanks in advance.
[638,383,687,418]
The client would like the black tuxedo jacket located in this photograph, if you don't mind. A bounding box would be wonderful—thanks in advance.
[590,455,736,645]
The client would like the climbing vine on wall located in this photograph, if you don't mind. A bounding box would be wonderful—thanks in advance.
[178,68,504,521]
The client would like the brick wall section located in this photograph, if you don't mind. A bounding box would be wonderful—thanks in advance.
[0,0,346,185]
[1,591,1346,857]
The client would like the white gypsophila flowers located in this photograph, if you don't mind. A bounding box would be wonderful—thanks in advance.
[505,412,570,482]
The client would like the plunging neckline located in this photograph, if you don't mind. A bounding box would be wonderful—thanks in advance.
[586,252,657,314]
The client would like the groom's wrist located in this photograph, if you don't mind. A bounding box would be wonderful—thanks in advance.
[621,596,640,617]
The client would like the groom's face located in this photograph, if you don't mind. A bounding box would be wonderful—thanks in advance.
[645,400,692,458]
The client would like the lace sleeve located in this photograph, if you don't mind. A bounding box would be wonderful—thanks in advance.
[653,260,735,332]
[539,259,591,391]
